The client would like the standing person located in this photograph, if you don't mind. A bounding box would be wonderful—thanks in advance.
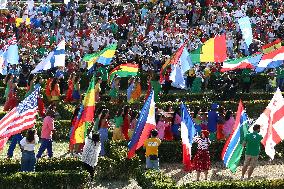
[6,86,23,158]
[216,108,225,141]
[20,129,39,172]
[144,129,161,170]
[81,132,101,180]
[68,106,80,155]
[25,74,35,98]
[112,109,124,141]
[129,111,138,139]
[95,77,102,102]
[65,73,75,102]
[156,114,169,140]
[150,74,162,102]
[241,69,252,93]
[171,109,181,140]
[130,78,142,103]
[97,65,109,95]
[4,73,13,101]
[36,109,55,159]
[50,78,61,103]
[187,67,195,89]
[98,109,110,156]
[109,77,120,103]
[72,75,81,103]
[241,124,263,180]
[45,74,54,102]
[191,130,211,181]
[122,105,131,141]
[207,103,219,141]
[223,110,235,138]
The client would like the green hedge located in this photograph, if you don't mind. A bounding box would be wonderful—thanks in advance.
[136,169,177,189]
[106,140,284,164]
[97,141,141,180]
[0,158,83,174]
[0,171,88,189]
[52,99,271,121]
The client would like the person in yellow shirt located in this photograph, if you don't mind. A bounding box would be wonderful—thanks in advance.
[187,68,196,89]
[144,129,161,170]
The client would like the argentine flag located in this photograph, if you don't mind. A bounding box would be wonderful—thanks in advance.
[31,40,65,73]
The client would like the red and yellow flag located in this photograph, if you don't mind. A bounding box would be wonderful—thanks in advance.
[70,76,95,144]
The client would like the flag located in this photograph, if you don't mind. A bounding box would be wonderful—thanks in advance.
[262,39,282,54]
[190,34,227,63]
[252,88,284,159]
[160,43,191,83]
[170,62,186,89]
[108,63,139,85]
[84,44,117,70]
[31,40,65,73]
[5,44,19,65]
[221,53,262,72]
[0,86,40,151]
[96,43,117,65]
[70,76,96,144]
[180,47,192,73]
[238,16,253,47]
[181,103,196,171]
[128,90,156,158]
[255,46,284,73]
[83,51,102,70]
[222,101,249,172]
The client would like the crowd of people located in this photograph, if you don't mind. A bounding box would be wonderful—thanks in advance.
[0,0,282,181]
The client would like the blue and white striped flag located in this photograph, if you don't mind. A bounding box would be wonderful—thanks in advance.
[31,40,65,73]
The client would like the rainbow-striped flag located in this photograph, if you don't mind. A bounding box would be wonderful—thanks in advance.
[83,44,117,70]
[108,63,139,85]
[70,76,95,144]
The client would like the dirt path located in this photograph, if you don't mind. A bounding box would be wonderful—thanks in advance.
[161,160,284,185]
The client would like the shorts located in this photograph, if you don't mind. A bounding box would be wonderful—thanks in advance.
[243,155,258,168]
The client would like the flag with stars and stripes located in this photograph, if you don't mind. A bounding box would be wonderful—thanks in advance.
[0,86,40,151]
[31,40,65,73]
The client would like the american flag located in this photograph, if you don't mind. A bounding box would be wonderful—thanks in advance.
[0,86,40,151]
[2,34,17,52]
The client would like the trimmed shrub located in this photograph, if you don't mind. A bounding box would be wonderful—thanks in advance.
[0,171,88,189]
[97,140,141,180]
[136,169,177,189]
[0,158,83,174]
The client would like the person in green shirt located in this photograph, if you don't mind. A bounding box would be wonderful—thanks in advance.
[275,67,284,90]
[97,65,109,95]
[150,79,162,102]
[112,109,124,141]
[241,69,252,93]
[241,124,263,180]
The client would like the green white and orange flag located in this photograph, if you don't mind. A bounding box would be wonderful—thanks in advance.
[70,76,96,144]
[190,34,227,63]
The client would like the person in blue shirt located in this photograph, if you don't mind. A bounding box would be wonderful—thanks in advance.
[207,103,219,141]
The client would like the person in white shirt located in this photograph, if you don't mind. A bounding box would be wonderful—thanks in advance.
[20,129,39,172]
[81,132,101,180]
